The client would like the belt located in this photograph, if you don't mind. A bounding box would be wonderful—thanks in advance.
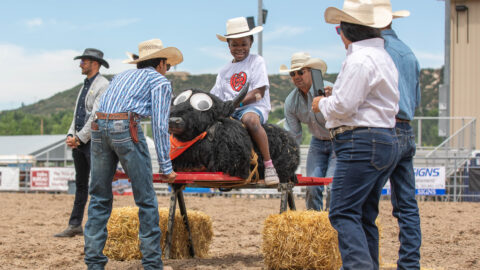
[317,136,331,141]
[395,118,410,123]
[329,126,359,138]
[95,112,129,120]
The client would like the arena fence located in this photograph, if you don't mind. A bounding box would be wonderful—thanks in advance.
[2,117,479,202]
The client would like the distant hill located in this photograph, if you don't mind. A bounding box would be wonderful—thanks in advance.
[0,69,441,136]
[12,72,338,116]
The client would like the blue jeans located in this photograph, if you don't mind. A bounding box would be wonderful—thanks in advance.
[305,137,336,211]
[232,106,265,124]
[329,127,398,270]
[84,119,163,270]
[389,122,421,270]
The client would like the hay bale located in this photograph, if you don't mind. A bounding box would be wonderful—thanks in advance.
[262,210,342,270]
[104,207,213,260]
[263,211,383,270]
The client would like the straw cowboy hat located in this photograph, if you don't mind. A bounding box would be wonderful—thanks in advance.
[375,0,410,19]
[124,39,183,66]
[216,17,263,42]
[279,52,327,76]
[74,48,109,68]
[324,0,392,28]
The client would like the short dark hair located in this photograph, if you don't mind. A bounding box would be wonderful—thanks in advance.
[340,22,381,43]
[137,58,167,69]
[227,35,254,44]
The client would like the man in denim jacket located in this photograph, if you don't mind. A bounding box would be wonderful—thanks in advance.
[381,3,422,269]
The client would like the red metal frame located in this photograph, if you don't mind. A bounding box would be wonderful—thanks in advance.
[114,171,332,186]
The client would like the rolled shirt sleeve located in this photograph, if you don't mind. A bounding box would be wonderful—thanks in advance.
[151,81,173,174]
[284,98,303,145]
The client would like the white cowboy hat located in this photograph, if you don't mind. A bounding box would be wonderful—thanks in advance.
[216,17,263,42]
[279,52,327,76]
[121,51,138,64]
[124,39,183,66]
[324,0,392,28]
[374,0,410,19]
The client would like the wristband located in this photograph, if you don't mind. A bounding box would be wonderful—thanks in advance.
[239,102,243,107]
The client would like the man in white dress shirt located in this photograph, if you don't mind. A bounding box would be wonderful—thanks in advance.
[312,1,399,269]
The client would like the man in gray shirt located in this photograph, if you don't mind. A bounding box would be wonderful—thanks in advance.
[281,52,336,210]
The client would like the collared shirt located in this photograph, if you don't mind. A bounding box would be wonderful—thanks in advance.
[382,29,421,121]
[284,82,333,144]
[98,67,173,174]
[319,38,399,129]
[75,73,98,131]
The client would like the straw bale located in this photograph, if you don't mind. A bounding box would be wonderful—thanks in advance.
[104,207,213,260]
[263,211,384,270]
[262,210,342,270]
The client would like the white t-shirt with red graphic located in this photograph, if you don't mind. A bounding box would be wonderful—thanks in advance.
[210,53,271,122]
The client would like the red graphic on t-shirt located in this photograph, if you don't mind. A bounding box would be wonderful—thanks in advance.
[230,72,247,92]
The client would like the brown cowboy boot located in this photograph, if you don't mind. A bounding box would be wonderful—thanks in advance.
[54,225,83,237]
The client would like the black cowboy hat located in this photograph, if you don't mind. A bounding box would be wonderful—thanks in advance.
[74,48,109,68]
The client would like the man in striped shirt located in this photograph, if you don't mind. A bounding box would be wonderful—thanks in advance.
[84,39,182,270]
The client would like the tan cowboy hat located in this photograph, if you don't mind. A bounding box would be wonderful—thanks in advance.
[324,0,392,28]
[374,0,410,19]
[216,17,263,42]
[279,52,327,76]
[124,39,183,66]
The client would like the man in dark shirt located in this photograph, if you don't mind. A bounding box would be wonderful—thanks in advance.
[54,48,109,237]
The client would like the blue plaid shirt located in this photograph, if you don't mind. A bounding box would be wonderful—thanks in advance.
[98,67,173,174]
[382,29,421,121]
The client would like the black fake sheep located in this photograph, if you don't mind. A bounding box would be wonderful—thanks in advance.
[168,86,300,183]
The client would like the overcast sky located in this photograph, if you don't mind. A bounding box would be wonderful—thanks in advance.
[0,0,445,111]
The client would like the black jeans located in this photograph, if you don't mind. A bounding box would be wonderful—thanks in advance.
[69,141,91,226]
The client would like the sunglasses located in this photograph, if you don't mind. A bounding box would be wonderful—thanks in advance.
[161,58,171,71]
[335,25,341,35]
[289,69,308,77]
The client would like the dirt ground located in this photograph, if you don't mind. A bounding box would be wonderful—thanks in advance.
[0,193,478,270]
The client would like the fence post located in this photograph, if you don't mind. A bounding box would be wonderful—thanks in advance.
[472,119,476,150]
[453,158,458,202]
[460,118,465,149]
[418,118,422,146]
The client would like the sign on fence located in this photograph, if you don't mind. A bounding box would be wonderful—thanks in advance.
[30,167,75,191]
[0,167,20,191]
[383,167,446,195]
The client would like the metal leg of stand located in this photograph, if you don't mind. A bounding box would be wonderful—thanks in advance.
[177,188,195,257]
[287,188,296,211]
[279,183,289,213]
[325,184,331,211]
[164,184,180,259]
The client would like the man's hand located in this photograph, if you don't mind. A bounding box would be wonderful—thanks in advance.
[312,96,324,113]
[324,86,333,97]
[65,136,77,149]
[160,171,177,183]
